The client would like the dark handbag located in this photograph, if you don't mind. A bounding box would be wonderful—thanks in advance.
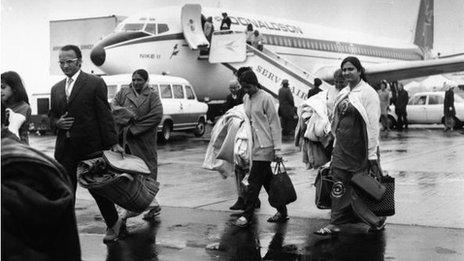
[77,150,159,212]
[351,164,386,202]
[314,163,333,209]
[361,175,395,216]
[268,162,297,208]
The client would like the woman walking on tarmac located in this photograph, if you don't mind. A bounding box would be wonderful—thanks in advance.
[314,56,386,235]
[112,69,163,222]
[233,68,288,227]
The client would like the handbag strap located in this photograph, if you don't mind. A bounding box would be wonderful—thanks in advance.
[273,161,287,175]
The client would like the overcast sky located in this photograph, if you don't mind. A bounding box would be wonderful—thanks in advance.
[1,0,463,89]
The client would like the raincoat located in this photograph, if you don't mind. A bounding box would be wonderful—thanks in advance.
[112,84,163,179]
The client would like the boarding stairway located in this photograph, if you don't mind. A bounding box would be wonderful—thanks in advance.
[181,4,328,107]
[223,45,321,107]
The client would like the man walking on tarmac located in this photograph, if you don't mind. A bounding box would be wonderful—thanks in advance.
[395,83,409,130]
[49,44,126,243]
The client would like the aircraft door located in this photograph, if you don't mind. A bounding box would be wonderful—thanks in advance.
[209,30,247,63]
[181,4,209,50]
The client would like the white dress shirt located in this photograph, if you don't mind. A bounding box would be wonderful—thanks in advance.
[66,70,81,98]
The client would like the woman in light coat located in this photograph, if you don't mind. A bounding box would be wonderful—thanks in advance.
[112,69,163,220]
[233,68,287,227]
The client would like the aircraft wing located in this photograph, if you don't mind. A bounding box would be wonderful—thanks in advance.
[318,55,464,84]
[364,55,464,83]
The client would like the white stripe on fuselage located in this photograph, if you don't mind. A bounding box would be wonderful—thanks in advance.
[99,6,424,100]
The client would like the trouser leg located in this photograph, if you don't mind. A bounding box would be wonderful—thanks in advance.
[395,110,403,130]
[61,160,78,194]
[403,113,408,128]
[235,166,247,199]
[90,191,119,228]
[380,115,389,129]
[243,161,268,220]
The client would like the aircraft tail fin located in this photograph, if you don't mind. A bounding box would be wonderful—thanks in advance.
[413,0,434,58]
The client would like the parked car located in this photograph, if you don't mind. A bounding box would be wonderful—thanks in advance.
[388,91,464,128]
[103,74,208,142]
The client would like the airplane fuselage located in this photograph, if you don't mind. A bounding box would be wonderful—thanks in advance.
[92,6,426,102]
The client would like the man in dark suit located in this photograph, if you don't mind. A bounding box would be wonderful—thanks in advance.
[444,85,456,131]
[49,45,125,243]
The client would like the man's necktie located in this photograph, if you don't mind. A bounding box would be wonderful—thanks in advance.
[65,77,73,98]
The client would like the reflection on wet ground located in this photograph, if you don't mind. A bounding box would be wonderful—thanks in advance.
[30,127,464,260]
[95,209,389,261]
[80,205,463,261]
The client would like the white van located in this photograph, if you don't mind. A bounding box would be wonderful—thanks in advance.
[103,74,208,142]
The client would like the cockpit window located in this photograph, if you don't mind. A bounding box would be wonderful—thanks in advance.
[122,23,144,31]
[145,23,156,34]
[157,23,169,34]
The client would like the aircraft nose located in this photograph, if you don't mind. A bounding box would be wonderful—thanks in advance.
[90,44,106,66]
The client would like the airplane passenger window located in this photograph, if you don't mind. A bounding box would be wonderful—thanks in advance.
[123,23,144,31]
[158,23,169,34]
[173,84,184,99]
[160,84,172,98]
[185,86,195,100]
[145,23,157,34]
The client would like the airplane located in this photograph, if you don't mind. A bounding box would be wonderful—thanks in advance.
[90,0,464,105]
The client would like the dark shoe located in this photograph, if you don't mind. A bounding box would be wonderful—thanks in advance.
[314,225,340,236]
[103,217,126,244]
[143,205,161,221]
[229,197,245,210]
[267,212,289,223]
[233,216,251,228]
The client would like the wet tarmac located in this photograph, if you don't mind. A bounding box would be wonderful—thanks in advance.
[29,125,464,260]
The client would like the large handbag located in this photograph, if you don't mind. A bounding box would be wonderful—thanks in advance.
[77,150,159,212]
[268,162,297,208]
[361,175,395,216]
[351,165,386,202]
[314,163,334,209]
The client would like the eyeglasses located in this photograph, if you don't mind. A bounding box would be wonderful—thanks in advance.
[58,58,78,66]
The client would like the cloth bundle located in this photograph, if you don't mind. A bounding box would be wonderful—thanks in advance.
[77,150,158,212]
[203,105,252,178]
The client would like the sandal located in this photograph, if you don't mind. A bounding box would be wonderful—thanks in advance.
[143,205,161,221]
[267,212,289,223]
[313,225,340,236]
[233,216,251,228]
